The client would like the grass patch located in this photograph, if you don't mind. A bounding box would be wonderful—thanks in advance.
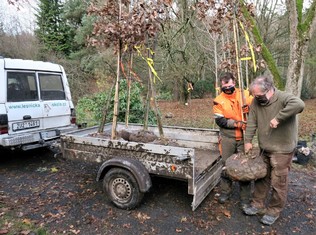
[0,203,48,235]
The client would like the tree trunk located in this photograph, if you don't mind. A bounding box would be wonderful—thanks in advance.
[143,78,150,131]
[111,0,122,139]
[285,38,307,97]
[150,72,164,138]
[143,49,151,131]
[285,0,316,97]
[214,34,219,96]
[240,1,284,89]
[111,41,121,139]
[149,37,164,138]
[98,81,115,133]
[125,52,133,127]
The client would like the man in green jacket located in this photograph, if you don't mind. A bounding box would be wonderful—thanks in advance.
[243,75,305,226]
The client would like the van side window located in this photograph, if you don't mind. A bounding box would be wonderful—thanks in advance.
[39,74,66,100]
[7,72,38,102]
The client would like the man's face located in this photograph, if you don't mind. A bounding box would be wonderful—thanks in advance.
[221,79,235,94]
[252,85,273,105]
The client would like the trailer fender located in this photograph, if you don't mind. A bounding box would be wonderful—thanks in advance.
[96,157,152,193]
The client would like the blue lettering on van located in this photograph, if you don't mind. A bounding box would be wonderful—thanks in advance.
[8,103,40,109]
[51,102,66,107]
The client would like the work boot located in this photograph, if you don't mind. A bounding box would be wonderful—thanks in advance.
[239,200,249,210]
[243,205,266,216]
[218,177,232,204]
[239,182,251,210]
[218,193,231,204]
[260,214,279,226]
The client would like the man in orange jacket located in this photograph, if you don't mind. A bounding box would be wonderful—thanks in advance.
[213,72,253,207]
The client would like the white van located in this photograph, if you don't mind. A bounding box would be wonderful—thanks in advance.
[0,58,76,150]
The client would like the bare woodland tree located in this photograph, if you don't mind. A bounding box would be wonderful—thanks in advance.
[195,0,264,90]
[0,3,38,59]
[285,0,316,97]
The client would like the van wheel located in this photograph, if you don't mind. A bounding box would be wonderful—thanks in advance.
[103,168,144,210]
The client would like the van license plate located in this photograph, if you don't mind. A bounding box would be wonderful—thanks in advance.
[12,120,40,131]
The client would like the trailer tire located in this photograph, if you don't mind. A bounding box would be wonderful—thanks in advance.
[103,167,144,210]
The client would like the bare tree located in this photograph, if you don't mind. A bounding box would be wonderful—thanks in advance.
[0,9,38,59]
[88,0,170,139]
[195,0,263,87]
[285,0,316,97]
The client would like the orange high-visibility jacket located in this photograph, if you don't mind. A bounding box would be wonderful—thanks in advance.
[213,88,253,140]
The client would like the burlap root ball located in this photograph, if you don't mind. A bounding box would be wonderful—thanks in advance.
[225,152,268,181]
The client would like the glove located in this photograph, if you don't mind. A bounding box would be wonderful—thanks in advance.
[242,105,249,114]
[234,121,246,130]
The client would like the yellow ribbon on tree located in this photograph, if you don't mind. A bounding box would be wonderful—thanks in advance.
[238,21,257,72]
[134,45,162,83]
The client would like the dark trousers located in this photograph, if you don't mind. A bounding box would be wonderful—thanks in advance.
[219,135,251,201]
[251,151,293,216]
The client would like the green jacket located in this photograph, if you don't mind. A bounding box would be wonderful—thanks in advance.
[245,89,305,153]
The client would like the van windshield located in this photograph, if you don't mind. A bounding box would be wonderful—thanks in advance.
[39,73,66,100]
[7,72,38,102]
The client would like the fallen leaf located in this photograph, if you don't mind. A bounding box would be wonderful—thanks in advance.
[20,230,31,235]
[51,167,58,173]
[69,229,80,234]
[306,214,313,219]
[36,167,47,172]
[67,192,75,197]
[222,209,231,218]
[135,212,150,223]
[176,228,182,233]
[0,229,8,235]
[180,217,187,223]
[123,223,131,228]
[22,219,31,225]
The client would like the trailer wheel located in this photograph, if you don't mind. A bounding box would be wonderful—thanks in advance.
[103,168,144,210]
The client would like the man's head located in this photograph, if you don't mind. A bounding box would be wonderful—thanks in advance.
[219,72,236,94]
[250,75,275,105]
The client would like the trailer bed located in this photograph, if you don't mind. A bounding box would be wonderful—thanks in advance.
[60,123,222,210]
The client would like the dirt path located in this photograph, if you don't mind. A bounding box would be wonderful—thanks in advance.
[0,150,315,235]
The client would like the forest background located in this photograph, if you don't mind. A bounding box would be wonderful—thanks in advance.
[1,0,316,131]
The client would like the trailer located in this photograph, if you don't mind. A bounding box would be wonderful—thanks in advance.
[60,123,222,211]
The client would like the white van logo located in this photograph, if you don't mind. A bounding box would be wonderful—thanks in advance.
[52,102,67,107]
[8,103,40,109]
[44,104,51,112]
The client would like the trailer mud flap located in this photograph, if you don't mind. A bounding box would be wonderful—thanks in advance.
[191,158,222,211]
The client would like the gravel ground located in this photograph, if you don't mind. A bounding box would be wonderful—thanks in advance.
[0,149,315,235]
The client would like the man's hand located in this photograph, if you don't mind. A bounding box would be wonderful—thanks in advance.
[234,121,247,130]
[242,105,249,114]
[245,143,253,154]
[270,118,279,128]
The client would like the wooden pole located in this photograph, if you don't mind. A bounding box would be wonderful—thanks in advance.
[232,3,247,153]
[111,0,122,139]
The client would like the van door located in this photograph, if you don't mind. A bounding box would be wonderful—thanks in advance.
[38,72,72,129]
[6,71,43,134]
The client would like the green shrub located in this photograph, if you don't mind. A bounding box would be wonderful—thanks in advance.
[156,91,173,101]
[76,80,156,125]
[191,79,215,98]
